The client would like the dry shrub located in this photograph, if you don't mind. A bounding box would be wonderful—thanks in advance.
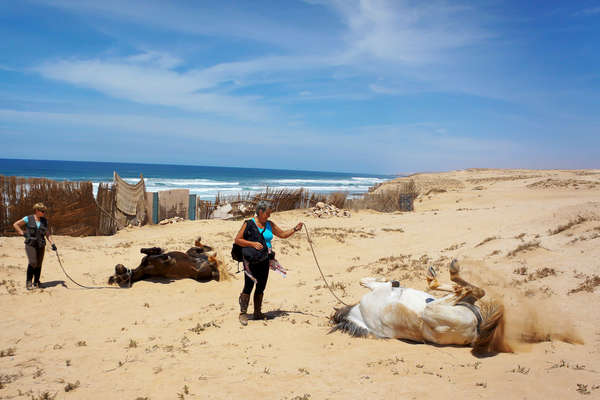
[348,180,418,212]
[568,274,600,295]
[327,191,348,209]
[424,188,446,195]
[0,347,15,357]
[64,381,80,392]
[527,267,556,281]
[476,236,498,247]
[507,241,540,257]
[30,392,56,400]
[549,215,588,235]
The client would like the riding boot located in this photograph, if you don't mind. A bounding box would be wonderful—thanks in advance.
[33,266,42,288]
[239,293,250,326]
[26,265,34,290]
[253,292,266,320]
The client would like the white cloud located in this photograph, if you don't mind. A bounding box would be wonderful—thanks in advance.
[33,54,270,121]
[25,0,505,113]
[326,0,489,65]
[575,6,600,16]
[30,0,338,51]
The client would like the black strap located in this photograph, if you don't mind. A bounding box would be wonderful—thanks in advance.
[251,219,268,241]
[456,302,483,335]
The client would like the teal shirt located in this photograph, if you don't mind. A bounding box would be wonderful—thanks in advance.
[253,218,273,248]
[23,216,41,229]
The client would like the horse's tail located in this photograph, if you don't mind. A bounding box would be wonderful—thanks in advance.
[328,304,369,337]
[330,305,354,326]
[472,301,513,356]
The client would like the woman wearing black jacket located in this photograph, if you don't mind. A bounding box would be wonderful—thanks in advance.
[234,201,303,325]
[13,203,56,290]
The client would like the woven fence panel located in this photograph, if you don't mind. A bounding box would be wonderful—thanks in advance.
[0,176,98,236]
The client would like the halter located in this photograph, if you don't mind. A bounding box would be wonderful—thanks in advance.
[456,302,483,335]
[125,268,133,288]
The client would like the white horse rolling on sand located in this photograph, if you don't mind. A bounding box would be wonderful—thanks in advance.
[330,259,512,355]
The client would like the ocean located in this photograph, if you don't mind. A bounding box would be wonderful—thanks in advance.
[0,159,394,200]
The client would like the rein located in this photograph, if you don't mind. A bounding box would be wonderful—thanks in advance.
[54,249,128,290]
[302,225,350,306]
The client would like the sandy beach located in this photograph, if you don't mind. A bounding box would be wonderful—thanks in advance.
[2,168,600,399]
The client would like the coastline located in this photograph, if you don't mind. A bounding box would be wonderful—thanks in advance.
[0,158,392,200]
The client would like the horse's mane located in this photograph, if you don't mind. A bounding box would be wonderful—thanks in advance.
[329,305,369,338]
[209,255,231,281]
[472,300,513,355]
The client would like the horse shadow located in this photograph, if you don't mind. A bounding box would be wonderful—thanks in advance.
[396,339,500,358]
[136,277,177,285]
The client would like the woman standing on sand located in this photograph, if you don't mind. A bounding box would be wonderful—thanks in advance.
[13,203,57,290]
[234,201,303,325]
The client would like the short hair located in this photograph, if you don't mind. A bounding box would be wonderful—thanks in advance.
[255,200,272,215]
[33,202,47,211]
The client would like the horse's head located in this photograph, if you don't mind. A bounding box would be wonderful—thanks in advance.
[108,263,131,286]
[206,255,221,281]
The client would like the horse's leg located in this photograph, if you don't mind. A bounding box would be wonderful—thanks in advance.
[359,277,388,291]
[125,255,156,284]
[426,260,485,304]
[426,265,458,293]
[448,259,485,302]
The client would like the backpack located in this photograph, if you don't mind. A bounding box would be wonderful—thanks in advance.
[231,219,268,263]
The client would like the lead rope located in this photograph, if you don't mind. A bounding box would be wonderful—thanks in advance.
[303,225,349,306]
[54,249,126,290]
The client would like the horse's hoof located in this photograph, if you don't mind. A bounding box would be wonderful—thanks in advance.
[140,247,162,255]
[239,313,248,326]
[426,265,437,279]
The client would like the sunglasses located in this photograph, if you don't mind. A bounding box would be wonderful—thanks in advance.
[38,209,46,213]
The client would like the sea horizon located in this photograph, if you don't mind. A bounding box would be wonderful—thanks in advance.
[0,158,396,200]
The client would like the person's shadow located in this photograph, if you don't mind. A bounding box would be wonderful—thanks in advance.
[39,280,67,289]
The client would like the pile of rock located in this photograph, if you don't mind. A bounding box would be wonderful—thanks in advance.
[308,202,351,218]
[158,216,185,225]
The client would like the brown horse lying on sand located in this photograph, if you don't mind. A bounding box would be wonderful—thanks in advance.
[108,240,221,286]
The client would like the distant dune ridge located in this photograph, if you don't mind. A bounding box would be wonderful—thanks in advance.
[1,168,600,399]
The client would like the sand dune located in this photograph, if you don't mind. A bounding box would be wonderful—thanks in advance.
[1,168,600,399]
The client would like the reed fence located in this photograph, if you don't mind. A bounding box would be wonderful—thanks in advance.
[0,176,99,236]
[347,180,418,212]
[200,188,328,219]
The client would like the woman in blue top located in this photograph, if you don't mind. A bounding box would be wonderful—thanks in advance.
[234,200,303,325]
[13,203,57,290]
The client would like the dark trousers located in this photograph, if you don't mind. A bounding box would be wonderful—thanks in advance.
[242,258,269,296]
[25,244,45,284]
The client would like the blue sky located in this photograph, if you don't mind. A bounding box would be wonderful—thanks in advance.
[1,0,599,174]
